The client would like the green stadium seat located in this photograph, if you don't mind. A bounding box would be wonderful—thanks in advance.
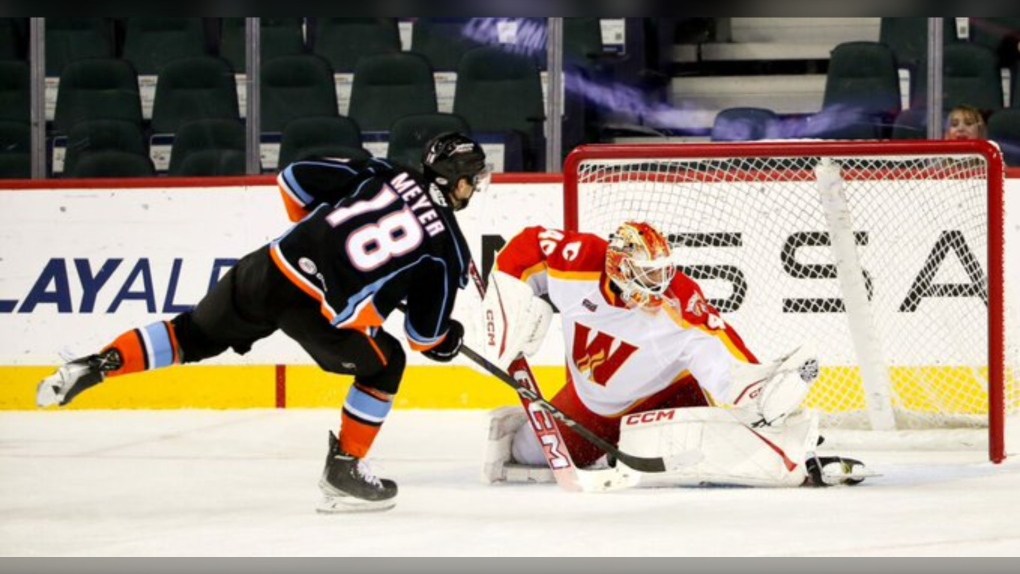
[348,52,437,133]
[311,18,401,74]
[168,118,247,176]
[53,58,143,134]
[151,56,240,135]
[278,115,365,167]
[260,54,338,133]
[386,112,471,169]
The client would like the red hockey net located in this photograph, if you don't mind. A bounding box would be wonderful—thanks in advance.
[564,140,1016,462]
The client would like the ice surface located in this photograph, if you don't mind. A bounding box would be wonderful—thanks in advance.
[1,409,1018,557]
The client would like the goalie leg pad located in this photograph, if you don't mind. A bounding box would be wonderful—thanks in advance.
[482,406,554,484]
[618,406,820,487]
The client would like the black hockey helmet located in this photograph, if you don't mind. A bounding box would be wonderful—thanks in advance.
[422,132,491,210]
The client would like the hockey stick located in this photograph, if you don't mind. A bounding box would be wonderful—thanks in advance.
[395,299,668,474]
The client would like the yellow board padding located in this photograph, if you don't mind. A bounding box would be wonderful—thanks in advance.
[0,365,568,410]
[283,364,568,409]
[1,366,278,410]
[805,366,1017,415]
[7,364,1013,415]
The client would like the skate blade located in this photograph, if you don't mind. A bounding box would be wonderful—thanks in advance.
[316,494,396,514]
[574,465,642,492]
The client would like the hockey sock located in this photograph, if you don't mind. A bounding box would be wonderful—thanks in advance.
[339,383,394,458]
[102,321,181,378]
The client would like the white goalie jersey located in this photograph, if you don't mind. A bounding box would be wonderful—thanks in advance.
[487,226,761,415]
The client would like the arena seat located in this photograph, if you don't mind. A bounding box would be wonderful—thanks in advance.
[348,52,437,133]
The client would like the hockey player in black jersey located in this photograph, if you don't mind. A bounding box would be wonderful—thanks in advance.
[35,132,492,513]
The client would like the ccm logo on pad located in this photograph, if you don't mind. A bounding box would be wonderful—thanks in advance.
[623,410,676,426]
[484,309,497,346]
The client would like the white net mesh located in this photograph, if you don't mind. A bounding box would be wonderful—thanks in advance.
[569,143,1017,451]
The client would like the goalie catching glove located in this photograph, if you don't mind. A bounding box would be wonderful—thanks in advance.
[480,270,554,371]
[422,320,464,363]
[727,345,819,427]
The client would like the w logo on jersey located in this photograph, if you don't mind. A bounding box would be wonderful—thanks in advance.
[572,324,638,386]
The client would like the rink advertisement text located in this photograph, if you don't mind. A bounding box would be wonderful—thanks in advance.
[0,257,238,314]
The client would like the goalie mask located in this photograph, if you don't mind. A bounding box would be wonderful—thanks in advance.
[605,221,677,309]
[422,132,492,211]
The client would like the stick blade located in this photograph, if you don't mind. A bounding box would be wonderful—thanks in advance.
[574,466,642,492]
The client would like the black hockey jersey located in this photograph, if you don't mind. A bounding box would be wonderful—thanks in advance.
[271,157,469,351]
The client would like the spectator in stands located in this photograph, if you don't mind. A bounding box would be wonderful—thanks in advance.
[944,105,988,140]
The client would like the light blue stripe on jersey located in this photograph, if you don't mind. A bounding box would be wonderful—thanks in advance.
[370,157,393,169]
[344,386,393,425]
[140,322,176,369]
[404,313,445,347]
[279,167,316,207]
[348,176,375,200]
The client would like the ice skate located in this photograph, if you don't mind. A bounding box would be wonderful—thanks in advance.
[316,431,397,513]
[804,455,875,486]
[36,350,120,407]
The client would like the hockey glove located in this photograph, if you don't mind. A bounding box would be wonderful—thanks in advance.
[423,320,464,363]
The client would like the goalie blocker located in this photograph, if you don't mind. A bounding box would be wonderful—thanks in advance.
[479,270,554,372]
